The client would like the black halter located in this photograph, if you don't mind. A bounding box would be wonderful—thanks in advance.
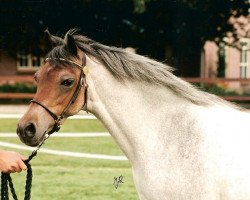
[30,55,88,135]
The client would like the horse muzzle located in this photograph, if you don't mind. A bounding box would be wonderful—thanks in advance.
[17,122,39,147]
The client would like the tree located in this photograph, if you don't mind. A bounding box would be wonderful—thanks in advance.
[127,0,249,76]
[0,0,249,76]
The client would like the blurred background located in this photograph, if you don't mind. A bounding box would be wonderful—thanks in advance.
[0,0,250,102]
[0,0,249,199]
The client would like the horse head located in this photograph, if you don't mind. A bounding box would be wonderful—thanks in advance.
[17,30,87,146]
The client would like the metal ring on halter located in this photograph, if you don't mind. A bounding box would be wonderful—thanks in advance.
[30,54,88,135]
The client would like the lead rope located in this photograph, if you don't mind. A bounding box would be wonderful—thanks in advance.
[1,134,51,200]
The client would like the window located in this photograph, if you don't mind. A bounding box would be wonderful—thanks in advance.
[239,38,250,78]
[218,42,226,77]
[18,52,28,67]
[17,52,43,71]
[31,56,41,67]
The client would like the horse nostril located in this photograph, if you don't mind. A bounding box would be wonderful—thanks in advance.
[24,123,36,138]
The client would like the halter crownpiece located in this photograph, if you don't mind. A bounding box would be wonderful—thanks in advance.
[30,53,88,135]
[45,57,84,71]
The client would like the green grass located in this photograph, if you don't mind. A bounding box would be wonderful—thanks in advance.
[2,151,138,200]
[1,137,124,156]
[0,119,139,199]
[0,119,19,132]
[0,119,107,132]
[61,119,107,132]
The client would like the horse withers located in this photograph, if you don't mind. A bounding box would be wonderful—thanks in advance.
[17,29,250,200]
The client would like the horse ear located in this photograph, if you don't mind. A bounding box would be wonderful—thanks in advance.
[42,29,53,52]
[44,29,63,48]
[65,33,77,56]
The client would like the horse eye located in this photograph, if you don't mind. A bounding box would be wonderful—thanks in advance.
[61,79,74,87]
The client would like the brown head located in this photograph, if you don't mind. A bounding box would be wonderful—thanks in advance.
[17,30,87,146]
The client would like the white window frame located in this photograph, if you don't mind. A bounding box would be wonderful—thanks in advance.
[240,38,250,78]
[17,52,43,72]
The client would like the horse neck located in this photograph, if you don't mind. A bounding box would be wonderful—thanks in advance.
[86,59,197,163]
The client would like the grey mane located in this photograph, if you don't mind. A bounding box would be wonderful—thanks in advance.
[47,29,241,109]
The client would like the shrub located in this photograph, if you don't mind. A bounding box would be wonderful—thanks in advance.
[0,83,36,93]
[0,83,36,104]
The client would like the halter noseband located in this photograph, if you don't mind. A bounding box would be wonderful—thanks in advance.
[30,55,88,135]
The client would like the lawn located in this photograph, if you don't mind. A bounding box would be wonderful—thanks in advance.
[0,119,106,132]
[0,119,139,200]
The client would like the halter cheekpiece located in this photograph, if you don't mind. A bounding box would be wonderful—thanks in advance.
[30,54,88,135]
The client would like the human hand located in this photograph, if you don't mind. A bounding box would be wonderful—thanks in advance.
[0,150,27,173]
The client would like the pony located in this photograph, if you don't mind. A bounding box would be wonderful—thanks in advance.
[17,29,250,200]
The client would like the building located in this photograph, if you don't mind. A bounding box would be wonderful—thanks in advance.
[201,15,250,92]
[0,50,43,76]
